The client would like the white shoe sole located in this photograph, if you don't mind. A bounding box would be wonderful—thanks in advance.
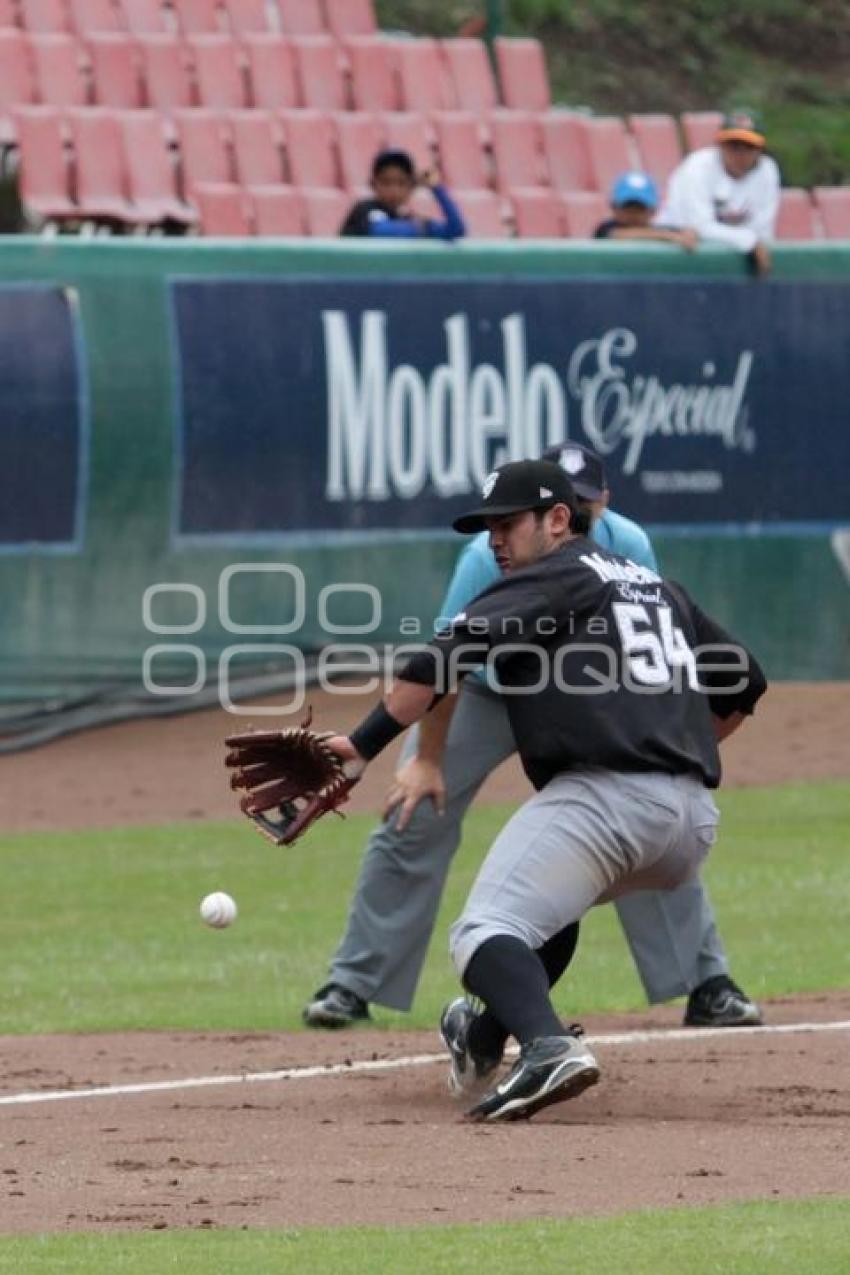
[472,1052,601,1122]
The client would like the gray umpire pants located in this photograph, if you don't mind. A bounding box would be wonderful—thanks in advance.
[328,680,731,1011]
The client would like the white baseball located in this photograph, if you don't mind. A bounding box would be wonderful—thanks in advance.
[200,891,238,928]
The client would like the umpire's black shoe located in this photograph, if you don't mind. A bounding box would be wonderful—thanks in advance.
[302,983,371,1029]
[684,975,763,1028]
[466,1030,600,1122]
[439,998,503,1098]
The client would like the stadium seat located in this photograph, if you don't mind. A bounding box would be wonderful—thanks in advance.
[302,186,348,235]
[324,0,375,38]
[456,189,507,238]
[12,106,78,220]
[813,186,850,239]
[229,107,284,184]
[172,0,220,35]
[194,180,252,233]
[119,108,197,224]
[137,34,194,110]
[378,110,433,171]
[511,187,563,238]
[333,111,383,191]
[249,183,305,234]
[223,0,270,35]
[277,0,323,36]
[292,35,346,111]
[0,0,18,23]
[775,188,817,240]
[20,0,73,34]
[584,116,633,194]
[243,35,301,109]
[488,110,545,192]
[440,38,498,113]
[279,108,337,187]
[67,107,137,222]
[88,34,145,108]
[560,190,607,238]
[343,36,399,112]
[120,0,168,35]
[174,107,232,191]
[628,113,683,187]
[392,37,456,112]
[1,36,36,143]
[29,34,88,109]
[188,34,248,108]
[540,112,594,192]
[493,37,550,111]
[680,110,723,152]
[67,0,123,34]
[432,111,490,191]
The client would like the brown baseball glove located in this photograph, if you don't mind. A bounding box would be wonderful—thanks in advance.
[224,711,359,845]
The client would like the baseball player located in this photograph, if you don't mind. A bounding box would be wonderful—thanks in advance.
[325,459,768,1120]
[305,445,761,1033]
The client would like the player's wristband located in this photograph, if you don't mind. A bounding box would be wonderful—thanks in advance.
[350,703,406,761]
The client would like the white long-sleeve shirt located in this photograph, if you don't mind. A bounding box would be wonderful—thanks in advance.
[659,146,781,252]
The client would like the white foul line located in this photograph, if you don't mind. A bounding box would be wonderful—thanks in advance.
[1,1019,848,1109]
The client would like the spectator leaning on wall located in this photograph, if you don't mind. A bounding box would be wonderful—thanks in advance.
[339,149,466,241]
[659,109,780,276]
[594,171,698,252]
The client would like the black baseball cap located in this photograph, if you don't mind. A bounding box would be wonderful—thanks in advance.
[543,442,607,502]
[452,460,577,534]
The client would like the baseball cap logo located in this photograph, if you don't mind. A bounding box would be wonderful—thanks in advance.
[482,471,499,499]
[560,447,586,476]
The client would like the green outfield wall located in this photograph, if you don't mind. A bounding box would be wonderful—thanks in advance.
[1,238,848,722]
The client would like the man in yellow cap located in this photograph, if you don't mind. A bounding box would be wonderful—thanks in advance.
[659,109,780,275]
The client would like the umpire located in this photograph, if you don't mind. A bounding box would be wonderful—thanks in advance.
[326,459,767,1121]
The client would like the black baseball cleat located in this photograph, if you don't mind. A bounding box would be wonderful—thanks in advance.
[684,975,763,1027]
[302,983,372,1029]
[466,1030,600,1122]
[439,998,503,1098]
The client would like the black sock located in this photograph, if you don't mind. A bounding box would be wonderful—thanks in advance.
[463,934,565,1047]
[467,923,580,1058]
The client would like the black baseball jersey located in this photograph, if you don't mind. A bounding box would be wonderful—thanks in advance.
[399,537,767,791]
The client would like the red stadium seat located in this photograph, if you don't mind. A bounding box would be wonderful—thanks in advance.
[0,0,18,22]
[456,189,507,238]
[333,111,383,191]
[174,107,232,190]
[324,0,375,38]
[243,34,300,109]
[137,34,194,109]
[67,106,137,221]
[628,113,683,187]
[292,34,346,111]
[20,0,73,34]
[229,107,284,184]
[377,110,432,171]
[279,107,337,187]
[120,0,167,34]
[249,183,305,234]
[188,33,248,108]
[343,36,398,112]
[12,106,78,219]
[277,0,323,36]
[775,188,817,240]
[584,116,633,194]
[493,36,550,111]
[222,0,269,34]
[0,34,36,140]
[440,37,498,113]
[119,108,197,224]
[680,110,723,152]
[432,111,489,191]
[560,190,607,238]
[67,0,123,33]
[813,187,850,239]
[29,34,88,109]
[392,37,456,112]
[194,180,252,233]
[511,187,563,238]
[172,0,219,34]
[88,34,145,107]
[540,112,594,192]
[489,110,545,192]
[302,186,348,235]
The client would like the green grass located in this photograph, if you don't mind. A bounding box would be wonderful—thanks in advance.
[1,1198,849,1272]
[0,782,847,1035]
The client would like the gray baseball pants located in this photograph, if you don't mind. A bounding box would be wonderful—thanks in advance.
[328,681,730,1010]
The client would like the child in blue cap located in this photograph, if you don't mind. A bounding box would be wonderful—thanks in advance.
[595,171,698,251]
